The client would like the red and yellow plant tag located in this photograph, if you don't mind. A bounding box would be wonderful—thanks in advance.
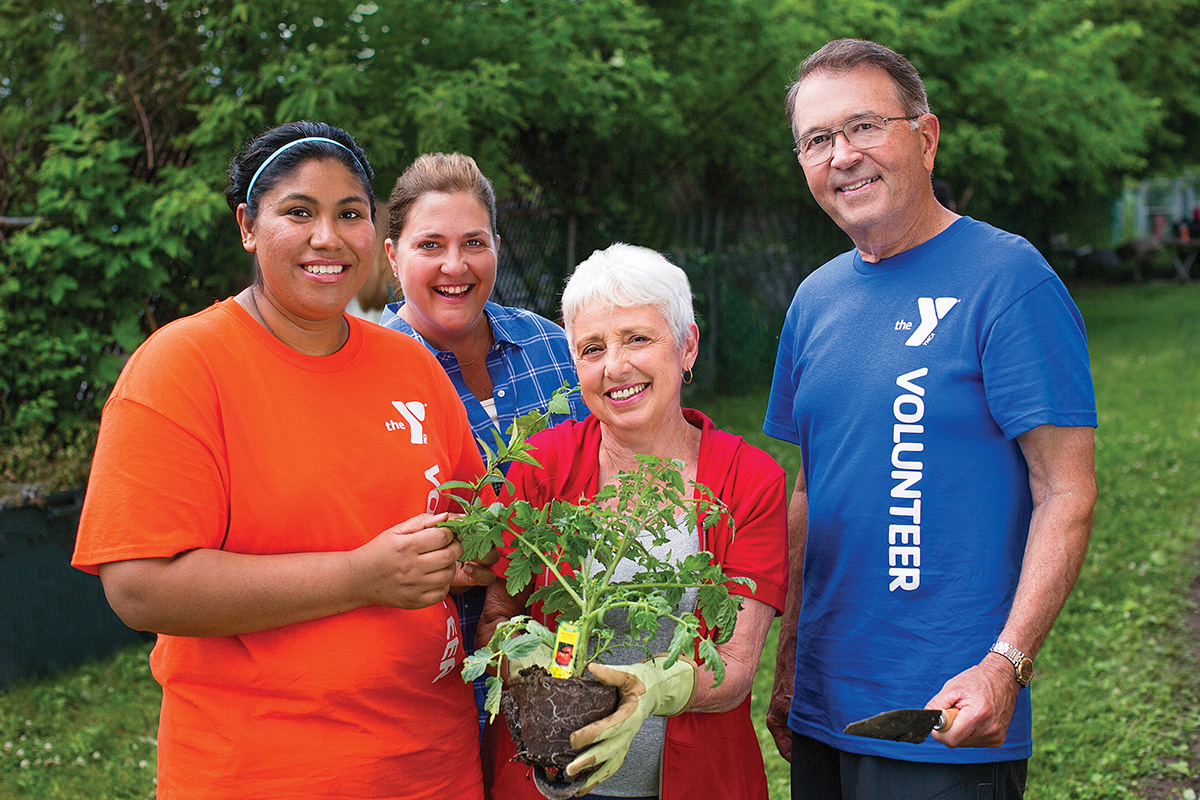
[550,622,580,679]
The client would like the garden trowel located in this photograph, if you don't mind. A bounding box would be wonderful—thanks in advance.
[843,707,959,744]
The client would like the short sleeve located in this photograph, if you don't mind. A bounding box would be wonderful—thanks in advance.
[763,298,802,444]
[982,278,1098,439]
[73,397,230,573]
[717,448,789,614]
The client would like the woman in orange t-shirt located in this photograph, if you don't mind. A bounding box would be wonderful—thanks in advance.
[72,121,493,800]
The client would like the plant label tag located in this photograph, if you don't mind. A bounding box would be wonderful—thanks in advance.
[550,622,580,679]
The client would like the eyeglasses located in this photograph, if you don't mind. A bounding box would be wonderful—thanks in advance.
[794,114,921,165]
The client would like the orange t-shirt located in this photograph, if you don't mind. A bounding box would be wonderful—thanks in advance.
[73,299,485,800]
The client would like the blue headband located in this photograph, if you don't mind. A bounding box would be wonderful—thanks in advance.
[245,136,363,205]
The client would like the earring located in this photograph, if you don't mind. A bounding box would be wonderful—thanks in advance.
[683,368,694,385]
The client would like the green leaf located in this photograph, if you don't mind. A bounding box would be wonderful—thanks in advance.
[505,449,544,468]
[547,385,574,415]
[462,649,492,682]
[437,479,478,493]
[111,314,146,355]
[698,638,724,686]
[46,274,79,305]
[666,467,685,496]
[525,618,556,646]
[483,675,503,719]
[499,632,545,660]
[665,621,694,665]
[532,581,582,619]
[505,551,537,596]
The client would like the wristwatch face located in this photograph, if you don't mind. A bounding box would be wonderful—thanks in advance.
[1016,658,1034,687]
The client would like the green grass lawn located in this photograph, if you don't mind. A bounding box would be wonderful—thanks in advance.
[2,283,1198,800]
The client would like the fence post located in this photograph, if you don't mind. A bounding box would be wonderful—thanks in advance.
[567,214,577,273]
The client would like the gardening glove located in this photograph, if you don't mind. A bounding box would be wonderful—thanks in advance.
[564,655,698,795]
[502,642,553,681]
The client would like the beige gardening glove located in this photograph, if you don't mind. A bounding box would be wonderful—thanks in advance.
[564,656,697,795]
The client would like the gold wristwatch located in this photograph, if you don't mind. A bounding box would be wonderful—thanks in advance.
[988,640,1034,687]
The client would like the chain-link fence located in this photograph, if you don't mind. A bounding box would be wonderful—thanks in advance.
[356,197,849,392]
[493,201,848,392]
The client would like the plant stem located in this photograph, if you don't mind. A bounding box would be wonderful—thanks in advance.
[509,528,587,610]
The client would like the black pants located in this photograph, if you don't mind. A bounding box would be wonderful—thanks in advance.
[790,732,1027,800]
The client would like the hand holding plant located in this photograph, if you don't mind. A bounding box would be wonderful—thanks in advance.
[438,385,754,721]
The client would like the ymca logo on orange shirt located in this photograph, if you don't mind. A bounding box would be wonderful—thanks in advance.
[387,400,427,444]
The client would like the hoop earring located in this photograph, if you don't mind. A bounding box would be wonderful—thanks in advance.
[683,368,694,385]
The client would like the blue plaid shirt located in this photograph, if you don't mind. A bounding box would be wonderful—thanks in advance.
[379,301,588,441]
[379,300,589,731]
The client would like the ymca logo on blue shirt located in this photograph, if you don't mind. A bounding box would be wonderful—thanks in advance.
[895,297,960,346]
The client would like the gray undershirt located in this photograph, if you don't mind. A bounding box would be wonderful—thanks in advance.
[588,518,699,798]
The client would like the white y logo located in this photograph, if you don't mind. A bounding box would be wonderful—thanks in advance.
[391,400,427,444]
[423,465,441,515]
[905,297,960,346]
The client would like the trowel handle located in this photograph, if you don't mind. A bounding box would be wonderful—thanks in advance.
[935,707,960,732]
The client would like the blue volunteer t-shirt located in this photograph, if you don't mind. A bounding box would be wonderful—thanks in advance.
[763,216,1096,763]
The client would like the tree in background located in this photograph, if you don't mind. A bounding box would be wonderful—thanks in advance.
[0,0,685,441]
[1,0,1197,455]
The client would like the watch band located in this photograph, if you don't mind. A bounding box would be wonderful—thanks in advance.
[988,640,1034,687]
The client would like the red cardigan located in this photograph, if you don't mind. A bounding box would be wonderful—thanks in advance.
[482,409,788,800]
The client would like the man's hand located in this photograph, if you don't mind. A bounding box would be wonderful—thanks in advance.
[768,466,808,762]
[451,546,500,591]
[766,652,795,761]
[927,655,1019,748]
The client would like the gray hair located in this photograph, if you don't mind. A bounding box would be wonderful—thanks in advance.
[785,38,930,148]
[562,243,695,346]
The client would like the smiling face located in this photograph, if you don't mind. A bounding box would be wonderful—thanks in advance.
[237,157,376,324]
[385,191,498,348]
[571,302,699,436]
[792,66,941,259]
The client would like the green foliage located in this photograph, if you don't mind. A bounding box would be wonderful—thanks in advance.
[442,386,752,719]
[0,0,788,449]
[0,1,240,444]
[5,0,1200,471]
[0,422,98,508]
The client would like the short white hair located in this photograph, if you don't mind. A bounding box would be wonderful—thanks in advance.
[562,243,695,345]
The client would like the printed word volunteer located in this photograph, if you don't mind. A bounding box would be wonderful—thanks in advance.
[888,367,928,592]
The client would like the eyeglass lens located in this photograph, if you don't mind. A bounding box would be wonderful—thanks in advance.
[798,115,893,163]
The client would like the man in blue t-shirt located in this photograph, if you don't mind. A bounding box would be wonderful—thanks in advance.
[763,39,1097,800]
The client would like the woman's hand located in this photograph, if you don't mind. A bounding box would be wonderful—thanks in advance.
[348,512,463,609]
[98,513,467,637]
[451,545,500,592]
[476,579,534,650]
